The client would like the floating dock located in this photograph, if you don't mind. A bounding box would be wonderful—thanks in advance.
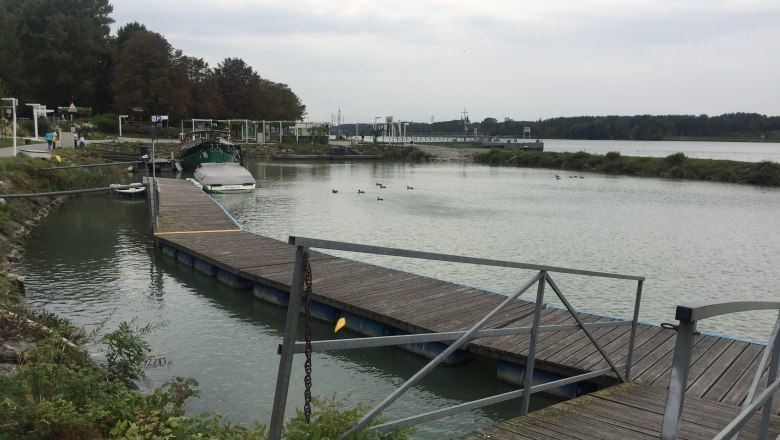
[148,177,780,438]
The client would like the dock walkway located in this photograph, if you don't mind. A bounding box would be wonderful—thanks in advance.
[149,177,778,437]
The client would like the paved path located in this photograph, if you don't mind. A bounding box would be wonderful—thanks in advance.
[0,140,52,159]
[0,134,96,159]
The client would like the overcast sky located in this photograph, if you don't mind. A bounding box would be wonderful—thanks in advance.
[110,0,780,124]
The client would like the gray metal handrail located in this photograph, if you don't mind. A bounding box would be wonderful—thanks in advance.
[660,301,780,440]
[267,237,645,440]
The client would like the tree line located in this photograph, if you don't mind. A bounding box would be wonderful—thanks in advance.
[403,113,780,140]
[0,0,305,121]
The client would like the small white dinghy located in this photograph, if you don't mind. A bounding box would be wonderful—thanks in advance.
[110,183,147,197]
[193,162,256,193]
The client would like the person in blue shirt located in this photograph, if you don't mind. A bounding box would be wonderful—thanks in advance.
[44,130,53,150]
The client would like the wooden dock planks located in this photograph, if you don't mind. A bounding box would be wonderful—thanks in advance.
[457,382,780,440]
[151,178,778,435]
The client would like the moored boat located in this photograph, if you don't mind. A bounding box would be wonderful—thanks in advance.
[193,162,256,193]
[177,130,243,170]
[110,183,147,197]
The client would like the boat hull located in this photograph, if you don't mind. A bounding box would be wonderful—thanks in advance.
[110,183,147,197]
[203,184,256,194]
[194,163,256,194]
[179,143,241,170]
[177,130,242,170]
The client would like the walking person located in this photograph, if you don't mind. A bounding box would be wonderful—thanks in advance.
[44,129,53,150]
[73,132,78,148]
[51,129,58,149]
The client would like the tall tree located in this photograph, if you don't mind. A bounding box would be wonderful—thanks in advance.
[111,30,190,118]
[0,3,25,99]
[115,21,147,52]
[258,80,305,121]
[0,0,114,112]
[172,52,224,118]
[214,58,262,119]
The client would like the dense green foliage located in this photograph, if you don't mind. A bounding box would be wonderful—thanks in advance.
[400,113,780,141]
[0,0,114,112]
[284,395,413,440]
[0,0,306,122]
[474,149,780,186]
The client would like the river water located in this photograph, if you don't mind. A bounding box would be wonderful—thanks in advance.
[543,139,780,162]
[17,142,780,438]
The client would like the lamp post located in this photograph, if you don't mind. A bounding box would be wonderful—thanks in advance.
[2,98,17,156]
[118,115,128,137]
[26,103,40,139]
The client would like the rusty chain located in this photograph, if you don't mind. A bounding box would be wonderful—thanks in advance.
[303,251,313,423]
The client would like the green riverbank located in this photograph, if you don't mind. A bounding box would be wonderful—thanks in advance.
[88,140,434,162]
[473,149,780,186]
[0,154,410,439]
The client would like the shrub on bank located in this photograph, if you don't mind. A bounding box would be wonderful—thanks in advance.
[90,114,118,134]
[473,149,780,186]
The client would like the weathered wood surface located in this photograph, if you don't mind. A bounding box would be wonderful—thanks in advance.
[457,382,780,440]
[151,177,775,416]
[153,178,241,233]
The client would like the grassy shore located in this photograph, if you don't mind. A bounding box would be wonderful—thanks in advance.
[473,149,780,186]
[0,153,411,439]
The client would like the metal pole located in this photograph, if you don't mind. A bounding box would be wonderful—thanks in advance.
[521,272,546,415]
[26,103,40,139]
[118,115,128,137]
[624,279,644,380]
[12,99,16,156]
[342,271,544,438]
[758,312,780,440]
[151,125,156,182]
[660,318,696,440]
[269,246,308,440]
[144,155,153,230]
[33,105,39,139]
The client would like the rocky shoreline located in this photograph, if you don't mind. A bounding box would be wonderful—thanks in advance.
[0,186,67,368]
[0,193,65,288]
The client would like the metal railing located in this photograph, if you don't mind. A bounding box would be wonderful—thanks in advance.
[268,236,645,439]
[661,301,780,440]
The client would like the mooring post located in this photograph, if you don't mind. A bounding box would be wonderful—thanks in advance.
[660,312,696,440]
[268,245,307,439]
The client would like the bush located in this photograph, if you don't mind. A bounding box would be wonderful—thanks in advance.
[102,322,153,390]
[91,114,118,134]
[284,395,412,440]
[21,118,50,135]
[605,151,621,160]
[665,152,686,165]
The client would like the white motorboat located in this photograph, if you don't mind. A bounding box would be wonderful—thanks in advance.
[110,183,147,197]
[193,162,256,193]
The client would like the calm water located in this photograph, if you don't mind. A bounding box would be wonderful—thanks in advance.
[18,153,780,437]
[542,139,780,162]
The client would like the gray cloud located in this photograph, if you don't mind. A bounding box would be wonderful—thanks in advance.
[111,0,780,122]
